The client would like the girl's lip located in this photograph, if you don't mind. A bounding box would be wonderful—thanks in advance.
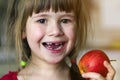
[42,41,67,54]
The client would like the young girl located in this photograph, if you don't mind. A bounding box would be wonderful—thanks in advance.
[1,0,115,80]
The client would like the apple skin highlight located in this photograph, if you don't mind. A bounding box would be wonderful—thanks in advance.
[78,50,110,80]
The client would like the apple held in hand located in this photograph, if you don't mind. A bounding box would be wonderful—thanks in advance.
[78,50,110,79]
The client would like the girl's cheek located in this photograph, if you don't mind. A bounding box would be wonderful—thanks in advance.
[26,25,45,42]
[30,30,44,42]
[66,28,75,40]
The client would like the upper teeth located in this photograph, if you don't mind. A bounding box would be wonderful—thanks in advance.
[42,42,65,50]
[47,42,63,46]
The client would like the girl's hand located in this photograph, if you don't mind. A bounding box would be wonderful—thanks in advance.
[81,61,116,80]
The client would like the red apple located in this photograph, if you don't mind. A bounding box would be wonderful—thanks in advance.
[78,50,110,80]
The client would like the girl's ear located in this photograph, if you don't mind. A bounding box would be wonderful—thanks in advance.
[22,31,26,39]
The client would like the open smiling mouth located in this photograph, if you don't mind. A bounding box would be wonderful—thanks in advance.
[42,42,66,51]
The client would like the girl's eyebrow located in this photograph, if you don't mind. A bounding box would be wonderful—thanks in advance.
[32,13,74,19]
[60,14,74,18]
[32,14,49,19]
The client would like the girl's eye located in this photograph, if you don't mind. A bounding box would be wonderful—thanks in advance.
[60,19,71,24]
[37,19,47,24]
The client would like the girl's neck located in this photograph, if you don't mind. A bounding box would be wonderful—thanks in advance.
[18,60,71,80]
[29,60,68,74]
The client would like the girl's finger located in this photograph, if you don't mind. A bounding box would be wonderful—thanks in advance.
[82,72,105,80]
[104,61,116,80]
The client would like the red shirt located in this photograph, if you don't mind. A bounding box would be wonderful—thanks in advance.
[0,72,18,80]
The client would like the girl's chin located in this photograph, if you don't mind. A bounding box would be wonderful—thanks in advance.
[46,58,64,64]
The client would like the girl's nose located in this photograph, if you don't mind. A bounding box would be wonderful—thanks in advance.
[46,23,64,37]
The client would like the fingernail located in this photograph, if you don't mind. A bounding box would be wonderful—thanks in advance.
[104,60,109,64]
[82,73,85,77]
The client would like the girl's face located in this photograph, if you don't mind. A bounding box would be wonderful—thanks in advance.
[25,9,75,64]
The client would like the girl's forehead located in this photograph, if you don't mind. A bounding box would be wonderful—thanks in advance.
[33,9,74,14]
[32,11,74,18]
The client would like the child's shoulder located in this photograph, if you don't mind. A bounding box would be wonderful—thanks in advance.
[0,71,18,80]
